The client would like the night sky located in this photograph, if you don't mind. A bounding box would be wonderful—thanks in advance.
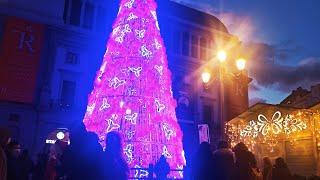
[173,0,320,105]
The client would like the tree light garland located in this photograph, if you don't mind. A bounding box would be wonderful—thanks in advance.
[83,0,185,178]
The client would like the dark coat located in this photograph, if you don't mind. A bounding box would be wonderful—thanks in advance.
[234,150,257,180]
[272,166,292,180]
[104,150,129,180]
[191,143,215,180]
[6,151,20,180]
[212,148,235,180]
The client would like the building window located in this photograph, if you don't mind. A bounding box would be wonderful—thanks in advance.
[200,37,208,60]
[70,0,82,26]
[60,80,76,106]
[191,35,198,58]
[63,0,70,23]
[8,113,20,122]
[172,31,181,54]
[182,32,189,56]
[65,51,79,65]
[83,2,95,29]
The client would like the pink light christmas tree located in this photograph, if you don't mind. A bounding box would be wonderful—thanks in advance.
[83,0,185,178]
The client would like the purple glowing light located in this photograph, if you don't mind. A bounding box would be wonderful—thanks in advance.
[83,0,185,178]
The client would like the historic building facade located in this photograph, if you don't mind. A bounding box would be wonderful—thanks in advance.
[0,0,249,160]
[281,84,320,109]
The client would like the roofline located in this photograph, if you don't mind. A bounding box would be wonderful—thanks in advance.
[229,102,310,123]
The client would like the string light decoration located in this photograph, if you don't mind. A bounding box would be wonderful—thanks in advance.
[240,111,307,138]
[83,0,185,178]
[226,109,318,152]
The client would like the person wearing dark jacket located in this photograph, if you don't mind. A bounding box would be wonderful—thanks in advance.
[154,155,170,180]
[212,141,235,180]
[6,141,21,180]
[191,142,214,180]
[233,142,257,180]
[272,157,292,180]
[60,124,105,180]
[104,131,129,180]
[19,150,34,180]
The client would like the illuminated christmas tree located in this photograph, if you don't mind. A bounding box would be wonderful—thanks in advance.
[83,0,185,178]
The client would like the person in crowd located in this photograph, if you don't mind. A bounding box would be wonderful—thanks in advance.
[263,157,273,180]
[6,140,21,180]
[32,152,48,180]
[191,142,214,180]
[233,142,258,180]
[49,139,70,180]
[148,164,155,179]
[212,140,235,180]
[272,157,292,180]
[60,123,104,180]
[154,155,170,180]
[19,149,34,180]
[104,131,129,180]
[45,140,64,180]
[0,127,10,180]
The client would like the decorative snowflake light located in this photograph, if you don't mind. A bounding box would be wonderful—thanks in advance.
[240,111,307,138]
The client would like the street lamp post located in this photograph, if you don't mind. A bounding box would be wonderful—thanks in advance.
[201,50,247,141]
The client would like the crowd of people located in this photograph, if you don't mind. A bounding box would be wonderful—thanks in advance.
[0,124,129,180]
[0,124,309,180]
[190,141,294,180]
[0,124,175,180]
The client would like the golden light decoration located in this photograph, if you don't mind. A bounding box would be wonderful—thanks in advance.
[226,110,315,152]
[240,111,307,138]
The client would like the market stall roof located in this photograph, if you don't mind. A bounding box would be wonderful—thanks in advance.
[310,102,320,110]
[228,103,309,124]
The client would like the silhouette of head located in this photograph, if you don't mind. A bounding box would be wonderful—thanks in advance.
[275,157,287,168]
[7,140,21,158]
[233,142,248,152]
[106,131,122,155]
[0,127,11,148]
[217,140,229,149]
[155,155,170,178]
[197,142,212,159]
[158,155,167,164]
[263,157,272,167]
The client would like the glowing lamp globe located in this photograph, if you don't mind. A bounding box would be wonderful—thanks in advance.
[217,50,227,62]
[56,131,65,140]
[201,71,211,83]
[236,58,246,70]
